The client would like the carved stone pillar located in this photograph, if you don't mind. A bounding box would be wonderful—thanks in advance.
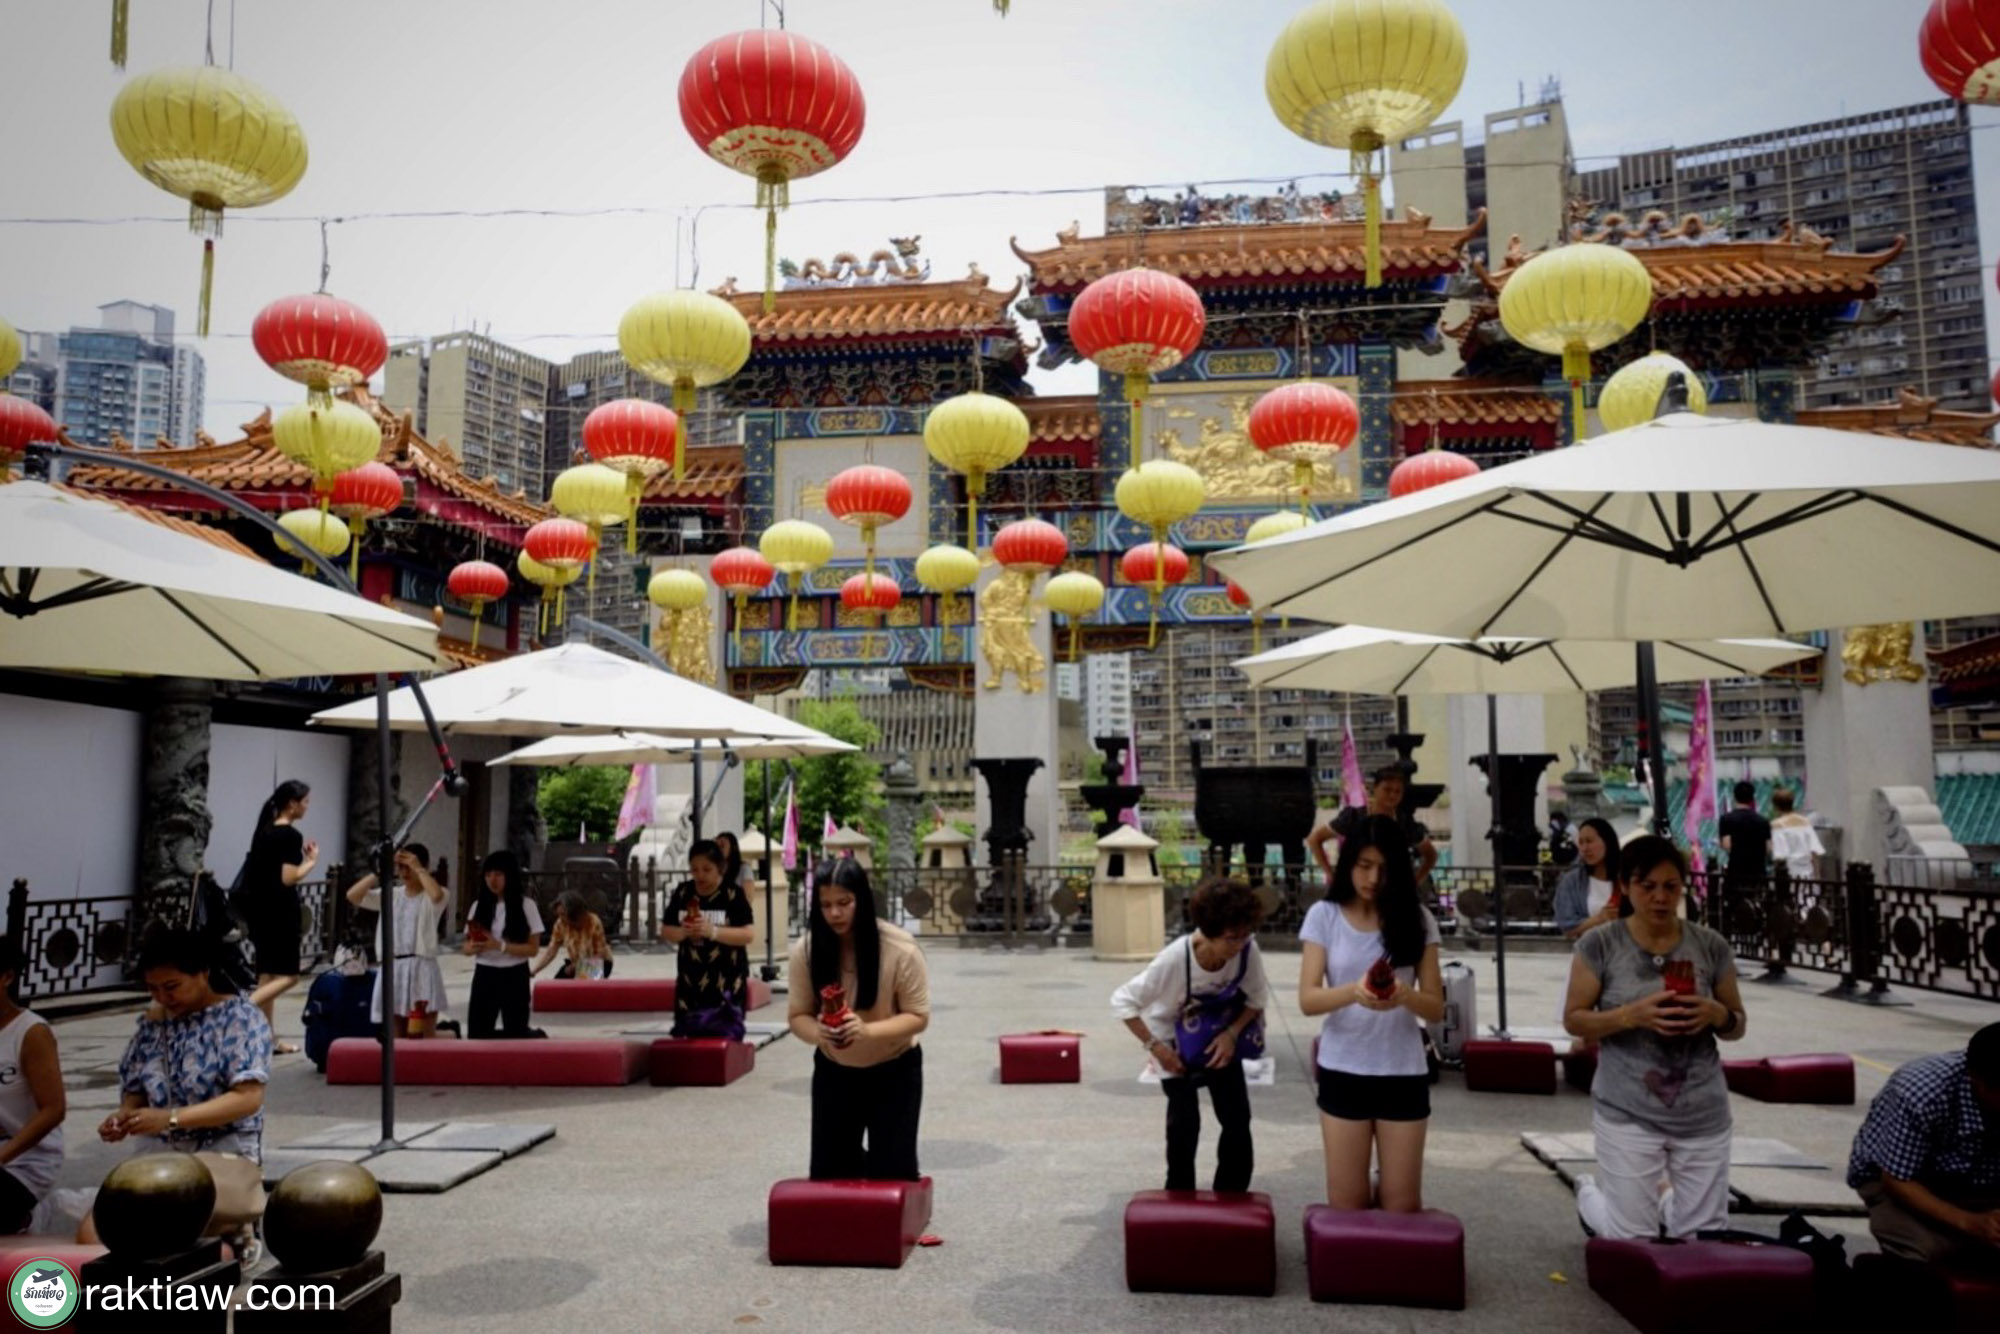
[138,678,214,928]
[346,730,405,872]
[507,762,546,871]
[884,751,920,876]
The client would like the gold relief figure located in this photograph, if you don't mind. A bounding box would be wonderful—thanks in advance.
[978,569,1044,693]
[664,603,717,686]
[1156,393,1357,500]
[1841,623,1925,687]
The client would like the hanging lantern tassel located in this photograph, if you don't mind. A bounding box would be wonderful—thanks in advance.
[537,592,549,640]
[730,593,745,655]
[672,381,694,481]
[624,476,642,554]
[1251,607,1263,656]
[787,578,801,633]
[348,518,364,583]
[1068,615,1082,664]
[198,237,216,339]
[758,168,788,316]
[110,0,129,68]
[468,600,486,652]
[1124,372,1150,456]
[1563,345,1591,437]
[1294,459,1314,519]
[965,470,983,551]
[557,582,568,628]
[1354,134,1385,288]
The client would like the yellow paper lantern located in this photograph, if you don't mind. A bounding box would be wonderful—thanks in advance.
[109,66,308,336]
[550,463,629,596]
[272,400,381,510]
[617,291,752,479]
[0,317,20,380]
[1246,510,1312,545]
[1595,351,1710,435]
[1042,570,1106,662]
[1266,0,1468,286]
[924,393,1031,549]
[274,508,349,574]
[916,543,982,631]
[647,568,708,612]
[517,550,581,638]
[758,519,834,632]
[1115,459,1206,607]
[1498,243,1654,434]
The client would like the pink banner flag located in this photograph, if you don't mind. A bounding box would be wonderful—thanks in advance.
[1119,733,1141,829]
[1340,717,1367,810]
[823,811,839,841]
[1684,679,1716,887]
[781,779,799,870]
[614,763,656,841]
[932,803,949,831]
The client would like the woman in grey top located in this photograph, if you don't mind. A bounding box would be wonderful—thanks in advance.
[1562,836,1749,1239]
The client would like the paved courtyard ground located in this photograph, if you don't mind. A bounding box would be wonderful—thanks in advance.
[41,941,1999,1333]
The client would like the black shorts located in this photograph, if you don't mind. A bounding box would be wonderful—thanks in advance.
[1316,1067,1431,1122]
[0,1167,39,1234]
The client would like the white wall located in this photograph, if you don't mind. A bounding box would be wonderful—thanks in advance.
[204,723,352,882]
[0,694,142,901]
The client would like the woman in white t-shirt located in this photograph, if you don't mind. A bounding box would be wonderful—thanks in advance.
[1298,815,1445,1212]
[344,843,450,1037]
[0,941,64,1235]
[462,850,546,1039]
[1767,789,1824,882]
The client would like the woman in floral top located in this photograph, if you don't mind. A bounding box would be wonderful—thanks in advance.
[103,928,273,1162]
[532,893,615,980]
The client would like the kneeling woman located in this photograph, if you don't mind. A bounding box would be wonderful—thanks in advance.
[787,858,931,1180]
[464,851,545,1039]
[1112,878,1270,1193]
[1563,835,1748,1239]
[1299,816,1445,1211]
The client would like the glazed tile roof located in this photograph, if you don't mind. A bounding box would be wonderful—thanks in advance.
[1021,396,1101,443]
[1798,389,1997,448]
[1938,773,2000,848]
[639,446,745,502]
[1389,381,1563,429]
[1931,632,2000,686]
[712,272,1022,343]
[1480,235,1901,309]
[63,388,554,529]
[1011,209,1486,291]
[54,484,262,561]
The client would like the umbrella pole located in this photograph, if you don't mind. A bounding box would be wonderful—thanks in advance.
[375,673,399,1150]
[1636,641,1669,838]
[1486,692,1509,1038]
[691,743,703,845]
[760,758,777,981]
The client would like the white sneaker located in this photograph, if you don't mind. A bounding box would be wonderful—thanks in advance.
[1574,1172,1601,1237]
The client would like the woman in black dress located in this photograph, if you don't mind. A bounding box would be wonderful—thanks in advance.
[242,779,317,1055]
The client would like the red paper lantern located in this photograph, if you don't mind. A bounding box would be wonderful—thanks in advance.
[1068,268,1206,445]
[840,571,901,621]
[1120,542,1191,589]
[1226,579,1265,654]
[712,544,775,653]
[447,559,511,651]
[1248,380,1358,511]
[582,398,679,552]
[327,461,403,581]
[992,518,1068,575]
[252,293,388,407]
[679,29,866,309]
[523,517,596,572]
[824,464,913,578]
[0,395,59,467]
[1921,0,2000,104]
[1389,450,1480,498]
[1225,580,1253,609]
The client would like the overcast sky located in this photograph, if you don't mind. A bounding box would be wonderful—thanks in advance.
[5,0,1995,437]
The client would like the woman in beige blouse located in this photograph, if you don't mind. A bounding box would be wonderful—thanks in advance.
[787,857,930,1180]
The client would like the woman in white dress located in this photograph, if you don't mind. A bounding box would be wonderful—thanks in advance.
[343,844,449,1037]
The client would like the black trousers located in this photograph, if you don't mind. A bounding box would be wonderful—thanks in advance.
[1162,1060,1253,1192]
[468,963,534,1038]
[810,1046,923,1181]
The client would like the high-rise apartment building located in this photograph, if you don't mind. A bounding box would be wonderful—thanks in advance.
[1573,101,1982,411]
[383,333,554,494]
[54,301,203,448]
[6,331,59,414]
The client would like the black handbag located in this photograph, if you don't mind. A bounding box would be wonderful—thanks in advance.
[191,873,259,995]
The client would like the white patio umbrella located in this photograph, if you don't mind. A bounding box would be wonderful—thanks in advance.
[1235,626,1819,695]
[486,730,857,766]
[309,642,815,740]
[1234,624,1819,1034]
[0,480,441,677]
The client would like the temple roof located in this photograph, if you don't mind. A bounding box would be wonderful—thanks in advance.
[639,446,746,502]
[64,388,555,531]
[1797,387,1997,447]
[1389,381,1564,430]
[1021,396,1102,444]
[55,483,262,561]
[710,270,1022,344]
[1477,230,1902,310]
[1011,209,1486,292]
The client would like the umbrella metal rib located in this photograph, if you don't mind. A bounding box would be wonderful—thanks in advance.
[154,588,263,676]
[0,571,144,615]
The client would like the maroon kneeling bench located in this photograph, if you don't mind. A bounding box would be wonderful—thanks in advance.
[1304,1206,1465,1308]
[1855,1252,2000,1334]
[1722,1053,1854,1105]
[1586,1237,1813,1334]
[767,1177,933,1268]
[1124,1191,1276,1297]
[324,1037,649,1086]
[649,1038,755,1087]
[999,1033,1081,1084]
[1463,1039,1558,1094]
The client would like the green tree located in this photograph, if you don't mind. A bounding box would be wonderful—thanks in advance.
[791,698,886,855]
[538,766,632,843]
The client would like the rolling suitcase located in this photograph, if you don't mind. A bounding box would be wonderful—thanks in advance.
[1435,961,1477,1064]
[302,967,378,1072]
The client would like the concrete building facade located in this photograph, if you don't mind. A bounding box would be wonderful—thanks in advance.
[54,302,203,448]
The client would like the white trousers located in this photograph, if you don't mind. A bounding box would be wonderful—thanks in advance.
[1577,1108,1731,1240]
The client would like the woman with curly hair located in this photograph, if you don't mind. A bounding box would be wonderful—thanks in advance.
[1112,878,1270,1193]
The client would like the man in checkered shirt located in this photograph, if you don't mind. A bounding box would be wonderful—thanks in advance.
[1847,1022,2000,1268]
